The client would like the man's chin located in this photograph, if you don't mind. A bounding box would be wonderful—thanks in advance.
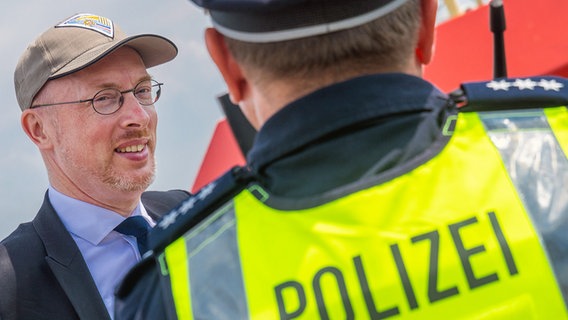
[104,172,155,193]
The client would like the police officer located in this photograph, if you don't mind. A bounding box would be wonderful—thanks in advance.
[115,0,568,318]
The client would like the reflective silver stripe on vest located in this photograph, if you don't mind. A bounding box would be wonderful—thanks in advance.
[185,202,249,319]
[480,110,568,300]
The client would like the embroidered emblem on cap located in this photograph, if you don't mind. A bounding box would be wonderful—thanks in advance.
[56,13,114,38]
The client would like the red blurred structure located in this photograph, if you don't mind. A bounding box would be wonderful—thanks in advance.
[425,0,568,92]
[191,119,246,193]
[192,0,568,192]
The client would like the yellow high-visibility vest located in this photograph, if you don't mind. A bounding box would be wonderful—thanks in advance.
[161,107,568,319]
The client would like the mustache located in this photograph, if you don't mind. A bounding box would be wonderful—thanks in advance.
[116,130,152,142]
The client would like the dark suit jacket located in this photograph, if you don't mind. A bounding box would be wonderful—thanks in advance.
[0,189,189,320]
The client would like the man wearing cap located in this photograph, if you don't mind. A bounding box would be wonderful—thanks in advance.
[0,13,189,320]
[115,0,568,318]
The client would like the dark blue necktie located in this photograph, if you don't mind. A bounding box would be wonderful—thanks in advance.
[114,216,151,255]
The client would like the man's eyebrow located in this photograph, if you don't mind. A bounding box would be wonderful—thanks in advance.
[96,75,153,90]
[139,75,153,82]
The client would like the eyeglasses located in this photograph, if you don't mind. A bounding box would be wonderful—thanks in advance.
[30,79,163,115]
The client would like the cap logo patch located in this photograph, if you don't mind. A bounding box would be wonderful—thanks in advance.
[56,13,114,38]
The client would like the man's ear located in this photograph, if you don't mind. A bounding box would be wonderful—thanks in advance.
[416,0,437,65]
[205,28,247,105]
[21,110,53,150]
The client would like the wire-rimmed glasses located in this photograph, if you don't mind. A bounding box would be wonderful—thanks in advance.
[30,79,163,115]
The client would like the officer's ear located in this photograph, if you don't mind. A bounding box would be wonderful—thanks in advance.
[416,0,437,65]
[205,28,246,105]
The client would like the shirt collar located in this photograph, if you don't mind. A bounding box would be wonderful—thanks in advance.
[247,73,446,170]
[49,186,153,246]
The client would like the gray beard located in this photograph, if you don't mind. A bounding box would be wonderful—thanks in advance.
[102,161,156,192]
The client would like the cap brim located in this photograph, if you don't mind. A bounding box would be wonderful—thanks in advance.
[51,34,178,79]
[209,0,409,43]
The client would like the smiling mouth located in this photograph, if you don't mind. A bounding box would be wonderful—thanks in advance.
[116,144,145,153]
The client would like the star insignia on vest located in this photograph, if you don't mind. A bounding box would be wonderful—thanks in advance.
[158,210,179,229]
[56,13,114,38]
[512,79,538,90]
[157,181,218,230]
[457,76,568,112]
[179,197,198,213]
[486,80,512,91]
[198,182,216,200]
[487,80,511,91]
[538,79,564,91]
[486,78,564,92]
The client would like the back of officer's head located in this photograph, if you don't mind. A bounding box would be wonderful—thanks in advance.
[191,0,421,80]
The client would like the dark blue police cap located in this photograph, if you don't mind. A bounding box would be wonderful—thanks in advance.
[190,0,410,42]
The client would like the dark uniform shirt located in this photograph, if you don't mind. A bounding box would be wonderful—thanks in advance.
[247,72,454,197]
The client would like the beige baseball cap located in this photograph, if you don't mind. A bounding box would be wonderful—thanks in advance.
[14,13,178,111]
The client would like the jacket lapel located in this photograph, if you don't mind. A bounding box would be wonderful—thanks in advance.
[33,193,111,320]
[142,189,190,221]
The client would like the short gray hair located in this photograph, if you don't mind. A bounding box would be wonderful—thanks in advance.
[224,0,421,81]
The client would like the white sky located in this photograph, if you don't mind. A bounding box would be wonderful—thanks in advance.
[0,0,488,238]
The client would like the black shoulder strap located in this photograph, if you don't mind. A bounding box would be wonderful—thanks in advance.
[455,76,568,112]
[0,244,17,320]
[147,166,255,254]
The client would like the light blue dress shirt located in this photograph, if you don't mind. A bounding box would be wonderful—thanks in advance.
[48,187,155,319]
